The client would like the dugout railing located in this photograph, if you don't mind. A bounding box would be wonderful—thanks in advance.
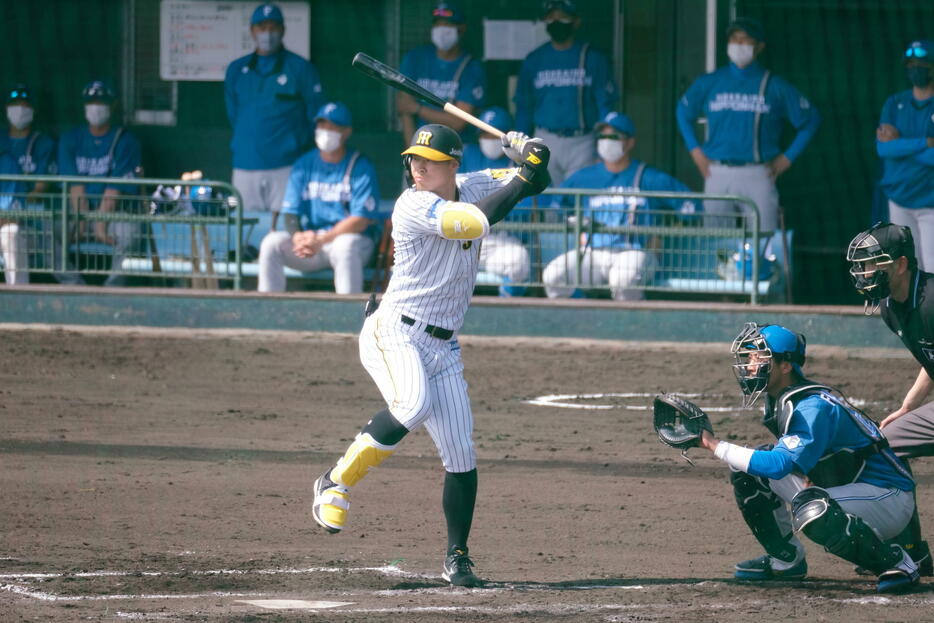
[478,188,783,304]
[0,174,250,290]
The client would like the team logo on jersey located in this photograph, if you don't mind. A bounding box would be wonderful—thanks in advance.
[277,74,288,85]
[489,168,511,179]
[416,131,433,146]
[781,435,801,450]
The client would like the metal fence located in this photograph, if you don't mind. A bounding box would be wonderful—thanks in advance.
[0,174,248,290]
[0,178,787,303]
[478,188,784,304]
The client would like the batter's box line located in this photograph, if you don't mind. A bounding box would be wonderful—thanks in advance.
[524,392,887,413]
[0,564,433,582]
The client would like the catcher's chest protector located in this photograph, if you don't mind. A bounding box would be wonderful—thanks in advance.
[772,383,891,488]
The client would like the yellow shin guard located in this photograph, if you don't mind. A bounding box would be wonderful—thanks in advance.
[330,433,395,488]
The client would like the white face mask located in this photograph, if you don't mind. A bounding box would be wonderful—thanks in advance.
[431,25,459,52]
[85,104,111,127]
[7,105,33,130]
[315,128,343,153]
[727,43,756,68]
[479,137,503,160]
[597,138,624,163]
[255,30,282,54]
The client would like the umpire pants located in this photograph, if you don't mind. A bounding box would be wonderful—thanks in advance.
[883,401,934,459]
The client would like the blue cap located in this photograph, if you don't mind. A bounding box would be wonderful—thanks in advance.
[432,2,464,24]
[595,111,635,137]
[905,39,933,63]
[727,17,766,43]
[251,3,284,26]
[542,0,577,16]
[315,102,353,127]
[760,324,806,371]
[82,80,116,102]
[7,83,31,103]
[478,106,513,133]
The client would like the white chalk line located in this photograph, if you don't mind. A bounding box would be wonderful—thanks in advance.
[0,564,431,581]
[524,391,887,412]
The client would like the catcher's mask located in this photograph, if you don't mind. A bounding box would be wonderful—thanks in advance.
[846,222,914,315]
[731,323,806,408]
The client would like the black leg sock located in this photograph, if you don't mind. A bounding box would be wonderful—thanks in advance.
[361,409,409,446]
[443,469,478,551]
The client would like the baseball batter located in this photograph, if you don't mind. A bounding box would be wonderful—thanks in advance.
[312,123,550,587]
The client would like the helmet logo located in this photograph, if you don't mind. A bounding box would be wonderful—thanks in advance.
[416,131,433,146]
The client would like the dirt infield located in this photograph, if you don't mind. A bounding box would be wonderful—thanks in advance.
[2,325,934,622]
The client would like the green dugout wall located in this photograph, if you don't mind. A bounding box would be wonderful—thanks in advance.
[1,0,931,304]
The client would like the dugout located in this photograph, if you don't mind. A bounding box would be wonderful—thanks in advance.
[1,0,931,304]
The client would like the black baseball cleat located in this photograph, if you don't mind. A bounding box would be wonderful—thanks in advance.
[442,546,481,588]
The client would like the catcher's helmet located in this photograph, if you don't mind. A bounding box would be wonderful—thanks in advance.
[731,322,806,408]
[846,223,914,310]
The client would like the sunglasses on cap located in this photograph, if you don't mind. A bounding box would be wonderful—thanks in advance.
[8,88,29,101]
[432,7,455,18]
[597,132,626,140]
[905,46,929,59]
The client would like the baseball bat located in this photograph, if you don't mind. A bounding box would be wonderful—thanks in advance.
[352,52,504,138]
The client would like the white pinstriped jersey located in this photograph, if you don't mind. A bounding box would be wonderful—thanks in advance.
[382,167,520,331]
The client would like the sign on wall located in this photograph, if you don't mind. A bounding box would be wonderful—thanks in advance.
[160,1,310,81]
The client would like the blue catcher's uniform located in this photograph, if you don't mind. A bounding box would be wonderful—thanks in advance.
[258,148,386,294]
[225,49,325,170]
[676,60,820,232]
[400,45,486,130]
[754,383,914,492]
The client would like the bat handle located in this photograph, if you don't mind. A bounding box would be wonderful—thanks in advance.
[441,103,505,138]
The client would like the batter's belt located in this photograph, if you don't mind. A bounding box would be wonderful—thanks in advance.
[401,315,454,340]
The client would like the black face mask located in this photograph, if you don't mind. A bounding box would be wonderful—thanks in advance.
[907,65,932,88]
[546,20,574,43]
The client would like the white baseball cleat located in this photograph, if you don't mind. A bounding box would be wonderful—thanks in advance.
[312,470,350,534]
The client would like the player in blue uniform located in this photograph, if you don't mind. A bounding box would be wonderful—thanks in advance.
[695,323,920,593]
[460,106,530,296]
[258,102,383,294]
[543,112,698,300]
[58,80,142,287]
[225,3,325,226]
[676,18,820,233]
[876,39,934,271]
[514,0,618,185]
[396,2,486,147]
[0,84,56,285]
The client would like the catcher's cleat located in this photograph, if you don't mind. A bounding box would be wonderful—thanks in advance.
[734,554,808,581]
[442,546,481,588]
[312,469,350,534]
[877,547,920,594]
[857,540,933,577]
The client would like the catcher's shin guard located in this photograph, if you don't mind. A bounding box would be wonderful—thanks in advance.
[792,487,901,574]
[329,433,396,488]
[731,470,799,563]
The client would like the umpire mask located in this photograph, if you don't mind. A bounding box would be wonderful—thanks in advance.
[846,224,913,314]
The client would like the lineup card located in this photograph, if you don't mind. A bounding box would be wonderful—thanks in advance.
[160,0,310,81]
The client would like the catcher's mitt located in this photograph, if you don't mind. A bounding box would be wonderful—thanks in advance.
[653,394,713,464]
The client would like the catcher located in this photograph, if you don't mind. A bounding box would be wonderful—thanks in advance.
[654,322,920,593]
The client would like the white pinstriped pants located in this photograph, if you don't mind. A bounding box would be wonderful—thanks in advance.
[358,305,475,473]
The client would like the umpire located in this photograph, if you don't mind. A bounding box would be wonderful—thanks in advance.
[676,17,820,233]
[847,222,934,574]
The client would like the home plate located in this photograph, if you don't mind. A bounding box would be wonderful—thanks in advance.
[238,599,352,610]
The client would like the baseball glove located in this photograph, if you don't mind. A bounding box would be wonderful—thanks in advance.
[653,394,713,460]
